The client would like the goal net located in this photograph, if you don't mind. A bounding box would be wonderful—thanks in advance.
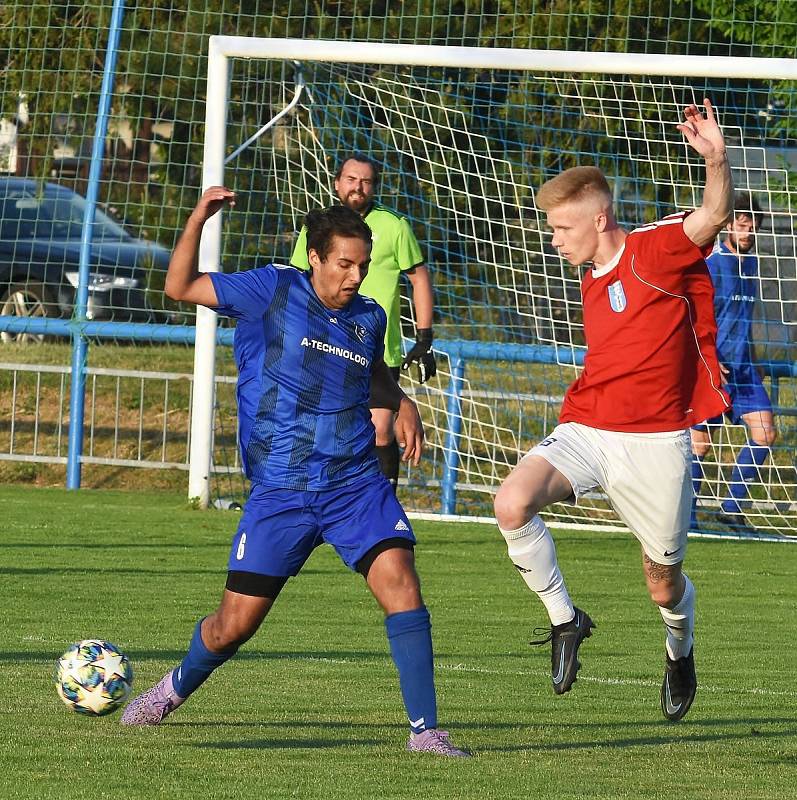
[197,38,797,539]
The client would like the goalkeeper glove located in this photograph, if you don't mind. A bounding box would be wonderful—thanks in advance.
[401,328,437,384]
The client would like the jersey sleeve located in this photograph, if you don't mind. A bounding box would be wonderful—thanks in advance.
[290,226,311,270]
[208,265,279,321]
[374,303,387,361]
[638,213,713,274]
[369,301,387,365]
[395,217,425,272]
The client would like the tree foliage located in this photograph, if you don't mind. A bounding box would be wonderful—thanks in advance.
[0,1,793,274]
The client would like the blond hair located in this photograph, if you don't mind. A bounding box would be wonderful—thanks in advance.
[536,166,612,212]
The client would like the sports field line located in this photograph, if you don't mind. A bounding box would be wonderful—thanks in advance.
[434,661,797,698]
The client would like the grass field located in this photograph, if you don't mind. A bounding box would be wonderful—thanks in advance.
[2,486,796,800]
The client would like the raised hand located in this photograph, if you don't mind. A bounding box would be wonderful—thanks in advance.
[191,186,236,224]
[164,186,236,305]
[679,98,733,247]
[677,100,726,163]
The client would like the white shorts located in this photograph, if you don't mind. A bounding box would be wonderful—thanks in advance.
[525,422,692,565]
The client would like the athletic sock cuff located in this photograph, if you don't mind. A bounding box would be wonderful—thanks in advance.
[746,440,770,457]
[671,575,695,615]
[191,617,238,662]
[385,606,431,639]
[498,515,544,542]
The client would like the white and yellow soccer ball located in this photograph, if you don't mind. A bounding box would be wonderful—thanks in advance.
[56,640,133,716]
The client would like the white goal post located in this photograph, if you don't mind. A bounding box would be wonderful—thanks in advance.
[190,37,797,538]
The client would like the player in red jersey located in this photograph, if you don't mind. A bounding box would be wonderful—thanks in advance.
[494,101,732,721]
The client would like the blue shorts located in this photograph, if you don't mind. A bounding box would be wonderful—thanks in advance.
[693,363,772,429]
[227,474,415,577]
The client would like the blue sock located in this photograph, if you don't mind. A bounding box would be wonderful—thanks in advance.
[171,618,237,698]
[385,606,437,734]
[691,454,704,497]
[690,455,704,526]
[722,441,769,514]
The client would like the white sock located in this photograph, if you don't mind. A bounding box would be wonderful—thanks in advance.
[499,515,574,626]
[658,574,695,660]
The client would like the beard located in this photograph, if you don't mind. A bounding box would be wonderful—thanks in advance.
[735,236,755,253]
[342,191,370,214]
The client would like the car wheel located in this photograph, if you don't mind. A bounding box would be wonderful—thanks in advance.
[0,282,59,343]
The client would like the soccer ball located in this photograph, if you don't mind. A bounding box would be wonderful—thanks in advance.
[56,639,133,716]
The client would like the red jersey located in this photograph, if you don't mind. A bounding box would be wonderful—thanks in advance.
[559,212,730,432]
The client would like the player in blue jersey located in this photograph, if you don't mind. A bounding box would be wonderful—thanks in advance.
[690,192,778,532]
[121,187,469,757]
[291,154,436,493]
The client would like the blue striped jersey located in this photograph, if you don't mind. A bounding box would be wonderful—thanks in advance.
[208,264,385,490]
[706,241,758,367]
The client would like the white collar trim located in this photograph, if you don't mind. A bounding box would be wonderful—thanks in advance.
[591,243,626,278]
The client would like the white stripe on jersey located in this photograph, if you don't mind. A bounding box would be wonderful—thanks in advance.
[628,253,728,410]
[627,213,689,237]
[271,261,302,272]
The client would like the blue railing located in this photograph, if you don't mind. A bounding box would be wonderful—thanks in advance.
[2,314,794,514]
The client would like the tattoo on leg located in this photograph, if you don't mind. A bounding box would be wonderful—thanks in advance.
[643,552,678,584]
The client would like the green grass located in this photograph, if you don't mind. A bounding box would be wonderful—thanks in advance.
[1,486,796,800]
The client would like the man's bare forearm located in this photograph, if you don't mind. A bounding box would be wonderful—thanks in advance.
[370,360,425,464]
[702,154,734,231]
[678,101,734,247]
[164,214,205,301]
[682,154,733,247]
[407,265,434,330]
[164,186,234,306]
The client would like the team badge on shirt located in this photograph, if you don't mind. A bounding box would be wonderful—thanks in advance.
[353,322,368,343]
[607,279,627,313]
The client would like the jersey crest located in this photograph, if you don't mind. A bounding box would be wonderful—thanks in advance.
[353,322,368,343]
[608,279,627,313]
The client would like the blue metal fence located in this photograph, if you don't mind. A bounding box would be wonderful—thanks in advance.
[2,310,793,519]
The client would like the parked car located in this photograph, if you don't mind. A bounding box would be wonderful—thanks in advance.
[0,178,173,342]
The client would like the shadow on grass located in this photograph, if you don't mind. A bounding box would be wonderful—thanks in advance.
[0,542,225,550]
[166,716,797,753]
[1,566,325,577]
[179,720,403,751]
[175,716,797,732]
[171,719,406,731]
[190,737,386,750]
[473,718,797,752]
[1,566,223,577]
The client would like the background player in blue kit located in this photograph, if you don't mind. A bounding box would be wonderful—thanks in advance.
[121,187,469,758]
[690,192,778,532]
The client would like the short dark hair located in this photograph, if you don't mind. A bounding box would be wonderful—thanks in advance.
[334,153,381,187]
[305,205,372,262]
[733,191,765,227]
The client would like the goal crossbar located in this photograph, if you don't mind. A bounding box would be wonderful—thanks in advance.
[209,36,797,81]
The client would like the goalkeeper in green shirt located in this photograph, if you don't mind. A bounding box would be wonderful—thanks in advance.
[291,154,436,491]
